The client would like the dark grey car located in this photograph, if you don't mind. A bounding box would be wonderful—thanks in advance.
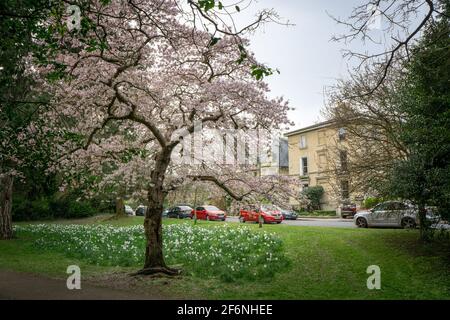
[135,205,147,216]
[167,206,193,219]
[135,206,169,217]
[280,209,298,220]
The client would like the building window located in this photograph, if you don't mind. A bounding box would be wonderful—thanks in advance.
[339,150,348,171]
[299,135,307,149]
[301,157,308,176]
[338,128,346,141]
[341,180,349,200]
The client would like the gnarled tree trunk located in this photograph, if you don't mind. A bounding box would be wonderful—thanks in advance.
[133,147,179,276]
[0,174,13,240]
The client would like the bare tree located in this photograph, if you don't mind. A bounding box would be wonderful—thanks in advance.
[325,0,450,203]
[324,66,408,203]
[330,0,446,95]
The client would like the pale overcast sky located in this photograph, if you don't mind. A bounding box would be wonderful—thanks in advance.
[236,0,386,130]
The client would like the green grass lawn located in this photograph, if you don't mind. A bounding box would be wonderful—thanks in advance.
[2,215,450,299]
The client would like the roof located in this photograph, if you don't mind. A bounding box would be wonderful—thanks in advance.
[284,120,335,137]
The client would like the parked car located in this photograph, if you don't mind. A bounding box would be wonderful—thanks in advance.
[354,201,438,228]
[124,205,135,216]
[176,203,193,208]
[239,205,283,224]
[340,203,357,219]
[135,205,147,216]
[269,205,297,220]
[167,206,193,219]
[135,205,171,217]
[192,205,226,221]
[278,207,298,220]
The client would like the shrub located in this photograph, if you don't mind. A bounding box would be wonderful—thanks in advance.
[314,210,336,216]
[301,186,324,211]
[66,201,96,218]
[12,196,52,221]
[30,198,52,220]
[297,210,336,216]
[363,197,383,209]
[12,194,96,221]
[12,195,32,221]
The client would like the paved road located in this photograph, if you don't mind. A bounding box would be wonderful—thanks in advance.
[225,216,356,228]
[0,270,160,300]
[224,217,450,229]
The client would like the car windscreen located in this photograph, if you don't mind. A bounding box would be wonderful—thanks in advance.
[204,206,220,211]
[178,206,192,211]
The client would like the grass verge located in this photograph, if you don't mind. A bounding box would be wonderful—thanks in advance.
[2,215,449,299]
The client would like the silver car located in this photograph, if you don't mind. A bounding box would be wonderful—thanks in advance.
[125,205,135,216]
[354,201,436,229]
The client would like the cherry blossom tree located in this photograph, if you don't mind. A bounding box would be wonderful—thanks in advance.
[40,0,294,275]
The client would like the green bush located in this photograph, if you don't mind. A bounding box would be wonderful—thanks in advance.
[66,201,96,218]
[12,194,96,221]
[301,186,324,211]
[314,210,337,216]
[12,196,52,221]
[12,195,32,221]
[31,198,52,220]
[297,210,336,216]
[363,197,383,209]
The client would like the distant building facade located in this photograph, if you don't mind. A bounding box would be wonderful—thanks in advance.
[254,137,289,177]
[285,120,352,211]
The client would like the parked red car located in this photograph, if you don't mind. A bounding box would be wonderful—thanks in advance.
[191,205,227,221]
[239,205,283,224]
[340,203,357,219]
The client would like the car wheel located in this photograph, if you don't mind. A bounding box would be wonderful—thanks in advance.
[401,217,416,229]
[356,217,368,228]
[276,221,281,224]
[239,216,245,223]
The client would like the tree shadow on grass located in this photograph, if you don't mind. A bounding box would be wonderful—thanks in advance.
[382,231,450,266]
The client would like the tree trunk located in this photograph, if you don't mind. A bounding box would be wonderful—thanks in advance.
[115,197,125,217]
[0,174,13,240]
[132,147,179,276]
[418,203,431,242]
[143,203,166,268]
[258,204,263,228]
[193,185,198,225]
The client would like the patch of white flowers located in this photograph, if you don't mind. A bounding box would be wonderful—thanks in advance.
[14,224,289,281]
